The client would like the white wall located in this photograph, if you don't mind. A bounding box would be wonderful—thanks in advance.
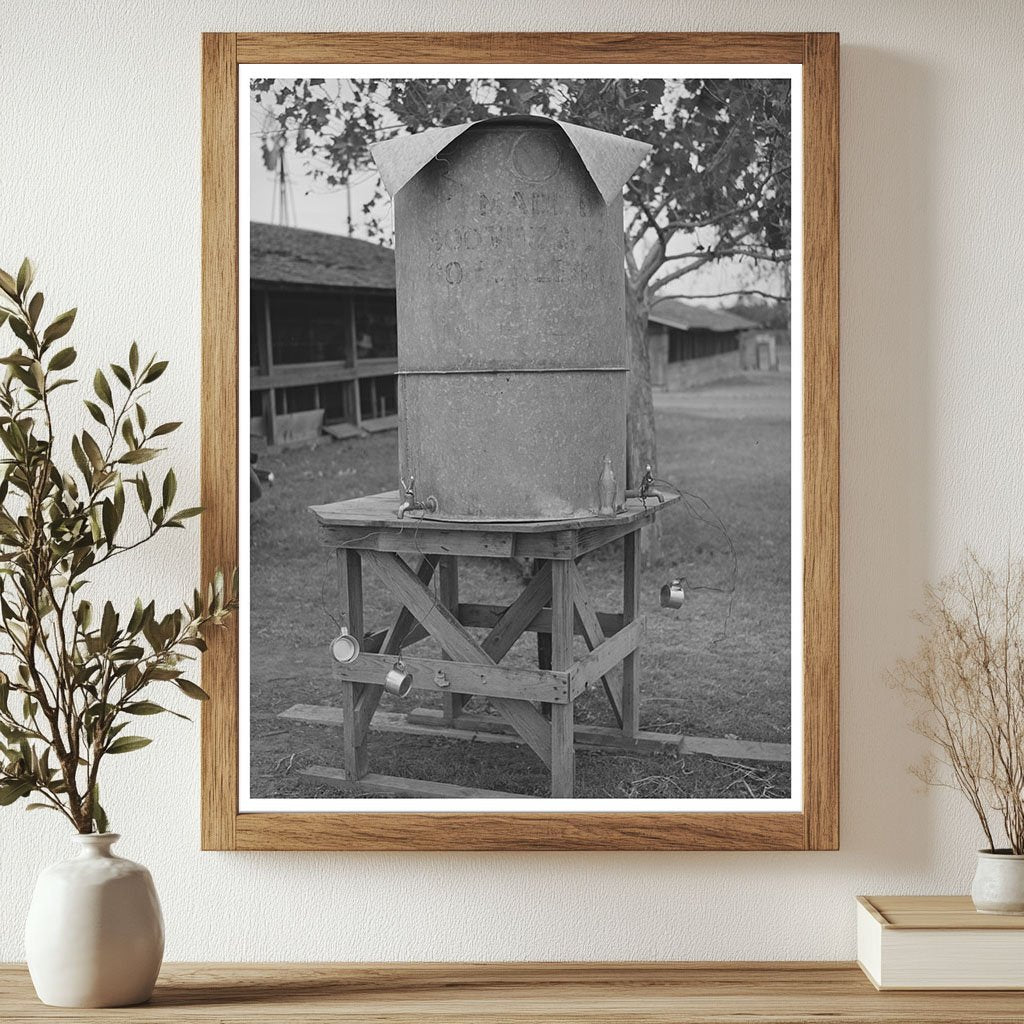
[1,0,1022,962]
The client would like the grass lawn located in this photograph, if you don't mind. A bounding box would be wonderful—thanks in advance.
[248,372,792,800]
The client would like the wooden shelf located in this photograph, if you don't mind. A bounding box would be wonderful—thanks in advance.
[3,962,1024,1022]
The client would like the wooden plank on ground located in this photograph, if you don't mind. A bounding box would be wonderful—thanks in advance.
[404,708,790,764]
[299,765,520,799]
[282,706,528,749]
[282,704,790,764]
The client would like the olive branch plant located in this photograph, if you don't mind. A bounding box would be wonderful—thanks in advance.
[0,259,236,834]
[895,552,1024,854]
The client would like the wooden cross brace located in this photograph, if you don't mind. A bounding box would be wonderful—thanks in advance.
[337,541,642,798]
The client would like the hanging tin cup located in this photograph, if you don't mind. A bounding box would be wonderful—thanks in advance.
[329,628,360,665]
[384,661,414,698]
[660,579,686,609]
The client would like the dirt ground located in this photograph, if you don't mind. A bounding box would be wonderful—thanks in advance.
[248,370,793,800]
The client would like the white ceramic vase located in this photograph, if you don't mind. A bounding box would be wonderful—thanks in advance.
[971,850,1024,915]
[25,833,164,1007]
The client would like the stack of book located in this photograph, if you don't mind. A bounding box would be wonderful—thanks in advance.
[857,895,1024,990]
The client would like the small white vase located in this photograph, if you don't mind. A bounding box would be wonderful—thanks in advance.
[25,833,164,1007]
[971,849,1024,915]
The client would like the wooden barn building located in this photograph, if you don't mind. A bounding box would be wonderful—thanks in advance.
[250,223,772,444]
[249,222,399,446]
[646,299,759,389]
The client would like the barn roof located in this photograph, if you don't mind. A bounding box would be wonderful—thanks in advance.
[648,298,758,333]
[250,222,396,292]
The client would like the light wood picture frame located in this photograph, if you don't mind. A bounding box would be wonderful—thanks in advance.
[201,31,838,851]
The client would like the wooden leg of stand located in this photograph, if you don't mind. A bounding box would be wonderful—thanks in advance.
[549,559,575,798]
[339,549,369,779]
[438,555,466,723]
[621,529,641,738]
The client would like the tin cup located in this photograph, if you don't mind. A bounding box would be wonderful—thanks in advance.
[329,628,360,665]
[384,661,414,698]
[660,579,686,609]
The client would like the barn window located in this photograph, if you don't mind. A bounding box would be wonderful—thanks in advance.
[269,293,352,365]
[354,295,398,360]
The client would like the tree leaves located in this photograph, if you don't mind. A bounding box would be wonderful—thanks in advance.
[175,679,210,701]
[42,308,76,344]
[105,736,152,755]
[48,347,77,372]
[93,369,113,408]
[0,260,238,833]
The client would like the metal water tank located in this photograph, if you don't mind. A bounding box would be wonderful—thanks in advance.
[371,116,650,522]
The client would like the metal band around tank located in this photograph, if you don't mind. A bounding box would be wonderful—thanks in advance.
[397,367,629,375]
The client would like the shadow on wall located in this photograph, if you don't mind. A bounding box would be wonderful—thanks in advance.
[838,47,941,872]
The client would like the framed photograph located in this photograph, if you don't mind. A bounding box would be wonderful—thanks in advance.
[201,32,838,850]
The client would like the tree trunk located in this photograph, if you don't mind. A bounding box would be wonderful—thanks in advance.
[624,281,660,566]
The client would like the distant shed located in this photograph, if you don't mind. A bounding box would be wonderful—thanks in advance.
[249,222,399,445]
[647,299,759,388]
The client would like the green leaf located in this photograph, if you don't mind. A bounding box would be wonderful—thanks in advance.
[0,779,33,805]
[129,342,139,375]
[48,346,77,371]
[101,498,117,546]
[121,418,137,449]
[0,268,18,300]
[71,435,92,482]
[81,431,105,471]
[16,257,35,298]
[8,316,31,344]
[124,700,165,715]
[136,473,152,513]
[175,679,210,701]
[26,802,61,813]
[76,600,93,630]
[118,448,157,465]
[110,363,131,388]
[169,507,203,524]
[150,421,182,438]
[93,369,113,408]
[42,308,76,344]
[83,400,106,427]
[91,785,108,834]
[27,291,43,327]
[143,360,168,383]
[162,468,176,508]
[100,601,117,646]
[105,735,152,755]
[124,700,188,722]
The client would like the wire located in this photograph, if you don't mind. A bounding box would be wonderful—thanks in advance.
[649,474,738,648]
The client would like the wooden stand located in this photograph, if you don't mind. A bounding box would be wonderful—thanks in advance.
[299,490,678,799]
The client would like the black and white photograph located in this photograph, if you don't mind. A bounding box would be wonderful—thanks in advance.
[240,65,800,809]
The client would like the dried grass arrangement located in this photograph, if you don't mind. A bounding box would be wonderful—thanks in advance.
[895,552,1024,854]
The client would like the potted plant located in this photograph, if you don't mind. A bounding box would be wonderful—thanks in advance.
[896,552,1024,913]
[0,260,236,1006]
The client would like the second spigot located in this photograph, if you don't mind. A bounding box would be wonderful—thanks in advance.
[396,476,438,519]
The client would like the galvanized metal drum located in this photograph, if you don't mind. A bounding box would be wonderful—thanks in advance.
[372,117,650,522]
